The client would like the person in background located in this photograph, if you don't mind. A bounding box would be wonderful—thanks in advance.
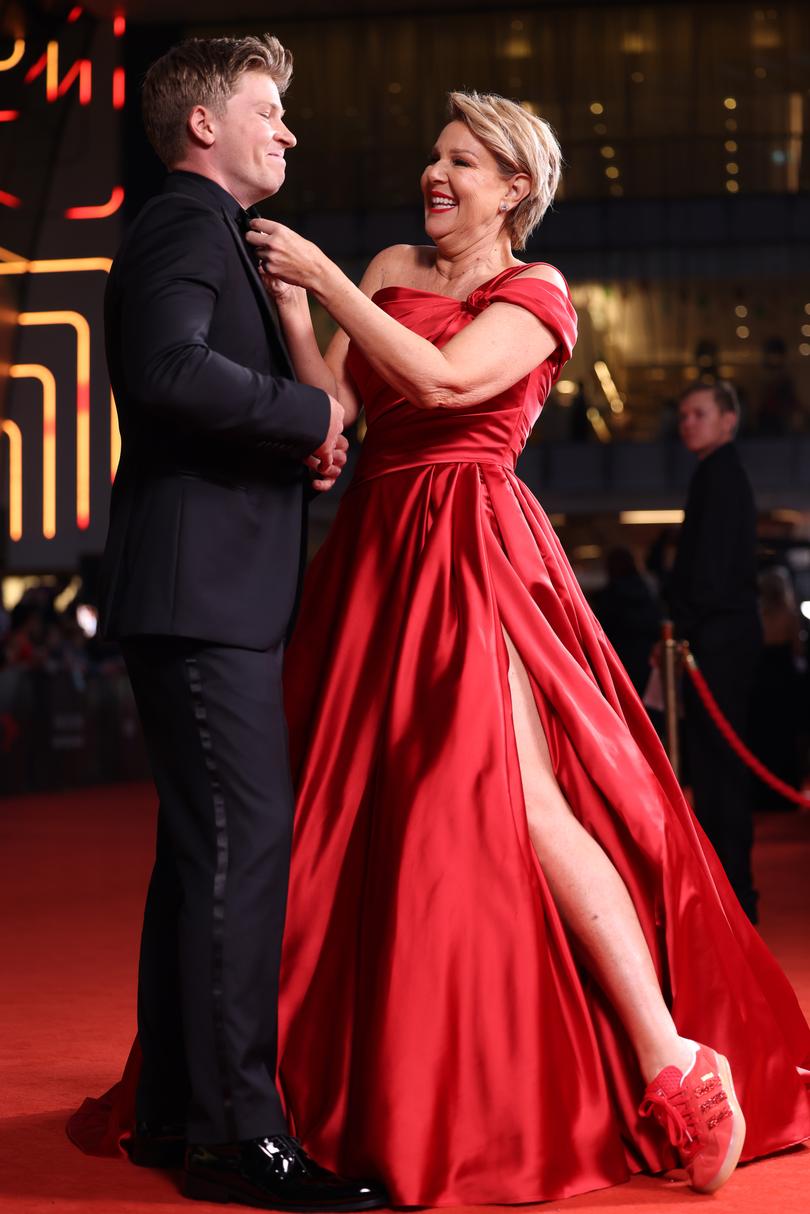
[592,547,661,696]
[669,381,761,922]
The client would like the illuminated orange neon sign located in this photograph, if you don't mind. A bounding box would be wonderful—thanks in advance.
[0,248,118,540]
[17,310,92,530]
[24,42,92,105]
[9,365,57,539]
[65,185,124,221]
[0,419,23,542]
[2,20,126,212]
[0,41,25,73]
[1,14,125,543]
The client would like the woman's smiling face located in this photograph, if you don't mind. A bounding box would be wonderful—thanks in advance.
[421,121,516,249]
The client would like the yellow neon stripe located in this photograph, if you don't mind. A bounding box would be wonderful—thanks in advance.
[0,40,25,72]
[18,311,91,529]
[0,247,112,274]
[1,252,116,536]
[110,389,121,480]
[10,364,57,539]
[46,41,59,101]
[0,419,23,541]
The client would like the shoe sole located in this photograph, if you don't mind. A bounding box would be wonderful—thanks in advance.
[183,1173,387,1210]
[692,1053,746,1195]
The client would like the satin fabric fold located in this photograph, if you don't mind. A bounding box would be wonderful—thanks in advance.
[69,265,810,1206]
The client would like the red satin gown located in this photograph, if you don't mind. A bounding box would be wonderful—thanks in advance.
[276,265,810,1203]
[69,265,810,1205]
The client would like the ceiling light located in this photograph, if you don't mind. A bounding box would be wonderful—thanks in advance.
[594,360,625,413]
[555,379,578,395]
[620,510,685,525]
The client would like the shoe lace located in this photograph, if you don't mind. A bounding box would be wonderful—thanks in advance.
[640,1086,701,1154]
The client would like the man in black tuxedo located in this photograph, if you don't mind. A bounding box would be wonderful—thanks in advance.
[669,382,762,923]
[99,35,383,1209]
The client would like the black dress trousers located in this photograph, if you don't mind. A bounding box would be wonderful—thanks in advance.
[682,623,761,923]
[122,637,294,1143]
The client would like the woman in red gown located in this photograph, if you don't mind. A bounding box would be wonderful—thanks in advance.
[72,91,810,1204]
[246,91,810,1204]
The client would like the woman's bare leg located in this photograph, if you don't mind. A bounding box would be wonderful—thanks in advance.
[503,631,693,1082]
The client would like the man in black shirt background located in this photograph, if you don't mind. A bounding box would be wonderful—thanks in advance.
[669,382,761,923]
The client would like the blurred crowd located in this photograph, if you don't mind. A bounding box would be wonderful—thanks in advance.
[0,582,144,792]
[0,580,121,683]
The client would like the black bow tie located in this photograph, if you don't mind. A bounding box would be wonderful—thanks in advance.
[237,205,261,234]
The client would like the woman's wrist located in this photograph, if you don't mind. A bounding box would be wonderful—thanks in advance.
[273,283,309,313]
[309,256,349,309]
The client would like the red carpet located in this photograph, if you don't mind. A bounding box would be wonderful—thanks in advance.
[1,784,808,1212]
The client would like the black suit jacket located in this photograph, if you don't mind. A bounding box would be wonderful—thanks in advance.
[668,442,761,653]
[99,171,330,650]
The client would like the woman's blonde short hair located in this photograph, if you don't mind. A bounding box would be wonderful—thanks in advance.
[447,91,562,250]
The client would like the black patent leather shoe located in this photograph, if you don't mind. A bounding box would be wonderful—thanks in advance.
[124,1120,186,1168]
[183,1134,388,1210]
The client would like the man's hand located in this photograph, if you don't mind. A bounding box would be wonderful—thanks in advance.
[306,434,348,492]
[306,395,344,491]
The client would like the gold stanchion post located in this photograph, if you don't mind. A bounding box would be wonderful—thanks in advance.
[661,620,681,781]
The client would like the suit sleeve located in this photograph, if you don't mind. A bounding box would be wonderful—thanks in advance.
[117,196,331,457]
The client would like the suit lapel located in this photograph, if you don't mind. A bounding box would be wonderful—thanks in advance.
[221,208,296,376]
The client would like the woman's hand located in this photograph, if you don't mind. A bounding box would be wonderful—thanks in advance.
[257,265,303,306]
[247,220,326,291]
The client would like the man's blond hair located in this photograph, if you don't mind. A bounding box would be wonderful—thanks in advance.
[142,35,292,167]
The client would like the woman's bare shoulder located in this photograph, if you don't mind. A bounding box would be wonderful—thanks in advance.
[362,244,436,292]
[512,262,569,294]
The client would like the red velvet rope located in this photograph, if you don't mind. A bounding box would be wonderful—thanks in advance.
[682,650,810,808]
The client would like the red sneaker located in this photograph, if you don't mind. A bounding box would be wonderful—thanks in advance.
[639,1042,746,1193]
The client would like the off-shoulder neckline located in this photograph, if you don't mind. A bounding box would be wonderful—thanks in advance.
[371,261,569,305]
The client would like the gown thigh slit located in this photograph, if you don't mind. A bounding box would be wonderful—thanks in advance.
[69,264,810,1206]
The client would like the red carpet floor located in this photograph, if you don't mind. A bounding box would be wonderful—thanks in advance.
[1,784,808,1213]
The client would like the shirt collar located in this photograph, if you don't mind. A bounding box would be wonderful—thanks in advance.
[164,170,260,226]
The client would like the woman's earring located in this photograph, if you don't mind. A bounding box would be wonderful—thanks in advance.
[499,201,509,213]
